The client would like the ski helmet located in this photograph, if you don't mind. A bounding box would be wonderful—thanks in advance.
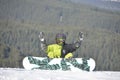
[55,33,66,42]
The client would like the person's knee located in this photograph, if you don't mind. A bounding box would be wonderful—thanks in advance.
[65,53,73,58]
[48,52,54,58]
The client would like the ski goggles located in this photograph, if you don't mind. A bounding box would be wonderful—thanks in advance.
[56,38,64,42]
[56,39,65,44]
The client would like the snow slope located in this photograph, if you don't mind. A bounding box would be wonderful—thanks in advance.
[0,68,120,80]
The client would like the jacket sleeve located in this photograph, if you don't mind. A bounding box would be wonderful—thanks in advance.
[40,39,47,53]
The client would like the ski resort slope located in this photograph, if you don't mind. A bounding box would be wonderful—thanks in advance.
[0,68,120,80]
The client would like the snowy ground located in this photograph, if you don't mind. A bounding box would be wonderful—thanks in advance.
[0,68,120,80]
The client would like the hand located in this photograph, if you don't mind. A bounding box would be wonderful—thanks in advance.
[78,32,84,41]
[39,32,45,42]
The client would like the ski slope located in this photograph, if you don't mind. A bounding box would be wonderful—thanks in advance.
[0,68,120,80]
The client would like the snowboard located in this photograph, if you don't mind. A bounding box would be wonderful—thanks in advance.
[22,56,96,71]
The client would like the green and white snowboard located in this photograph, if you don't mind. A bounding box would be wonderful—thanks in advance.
[22,56,96,71]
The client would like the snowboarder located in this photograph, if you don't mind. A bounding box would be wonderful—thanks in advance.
[39,32,83,58]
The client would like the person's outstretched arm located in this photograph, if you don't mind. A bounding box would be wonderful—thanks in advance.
[61,32,84,57]
[74,32,84,49]
[39,32,47,53]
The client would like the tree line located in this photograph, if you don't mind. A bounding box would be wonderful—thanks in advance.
[0,22,120,71]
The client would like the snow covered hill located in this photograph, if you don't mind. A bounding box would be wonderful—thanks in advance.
[0,68,120,80]
[70,0,120,11]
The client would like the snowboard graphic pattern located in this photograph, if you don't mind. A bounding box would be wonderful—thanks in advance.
[23,56,96,71]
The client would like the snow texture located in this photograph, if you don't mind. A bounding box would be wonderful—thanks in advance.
[0,68,120,80]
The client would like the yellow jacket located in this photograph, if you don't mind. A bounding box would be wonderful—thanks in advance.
[46,44,73,58]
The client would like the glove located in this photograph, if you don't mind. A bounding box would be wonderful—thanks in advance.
[78,32,84,41]
[39,32,45,43]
